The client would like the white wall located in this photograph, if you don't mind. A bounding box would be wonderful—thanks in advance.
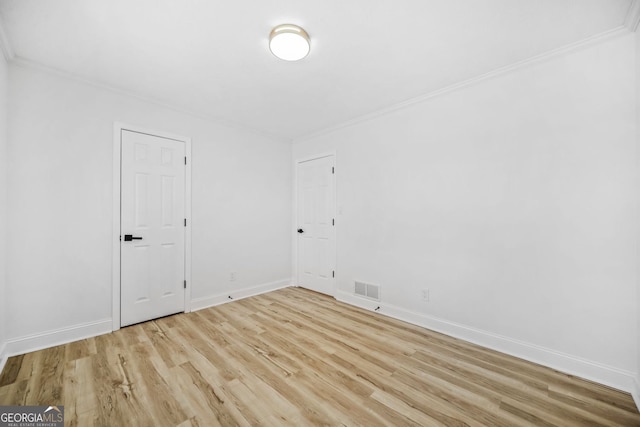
[636,27,640,404]
[293,33,637,390]
[0,48,8,362]
[6,63,291,341]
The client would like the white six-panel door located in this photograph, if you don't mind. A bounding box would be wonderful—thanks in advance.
[120,130,186,327]
[297,155,336,296]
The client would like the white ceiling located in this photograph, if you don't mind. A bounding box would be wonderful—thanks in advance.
[0,0,635,140]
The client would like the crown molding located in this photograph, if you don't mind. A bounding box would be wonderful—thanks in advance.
[624,0,640,31]
[10,57,291,143]
[0,14,14,61]
[293,26,630,143]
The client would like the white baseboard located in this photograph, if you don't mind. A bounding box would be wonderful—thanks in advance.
[191,279,292,312]
[0,340,7,376]
[336,290,635,394]
[4,319,112,360]
[0,280,292,368]
[633,378,640,412]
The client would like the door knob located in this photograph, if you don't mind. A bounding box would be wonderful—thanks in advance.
[297,229,304,234]
[123,234,143,241]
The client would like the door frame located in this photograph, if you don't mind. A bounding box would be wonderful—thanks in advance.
[112,122,192,331]
[293,151,337,296]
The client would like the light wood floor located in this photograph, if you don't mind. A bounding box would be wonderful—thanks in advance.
[1,287,639,426]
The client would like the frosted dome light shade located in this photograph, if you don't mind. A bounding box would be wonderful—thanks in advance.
[269,24,310,61]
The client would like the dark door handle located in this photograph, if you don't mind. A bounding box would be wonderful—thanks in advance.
[297,229,304,234]
[124,234,143,241]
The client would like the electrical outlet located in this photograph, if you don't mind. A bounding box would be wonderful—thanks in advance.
[230,272,236,281]
[422,289,429,302]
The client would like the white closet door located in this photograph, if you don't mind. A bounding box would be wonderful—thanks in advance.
[120,130,186,326]
[297,155,336,296]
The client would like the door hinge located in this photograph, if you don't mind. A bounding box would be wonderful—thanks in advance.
[185,156,187,165]
[332,270,335,278]
[184,218,187,227]
[332,218,335,226]
[332,167,335,174]
[184,280,187,289]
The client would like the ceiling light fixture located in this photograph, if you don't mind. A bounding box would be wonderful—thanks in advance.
[269,24,310,61]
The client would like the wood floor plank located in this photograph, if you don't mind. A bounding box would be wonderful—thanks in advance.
[177,361,242,427]
[64,357,97,425]
[65,338,94,362]
[0,354,23,386]
[1,287,639,426]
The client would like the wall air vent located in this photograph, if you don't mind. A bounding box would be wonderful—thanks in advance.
[354,281,380,301]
